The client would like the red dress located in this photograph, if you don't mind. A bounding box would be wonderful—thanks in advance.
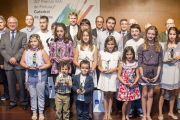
[117,62,141,101]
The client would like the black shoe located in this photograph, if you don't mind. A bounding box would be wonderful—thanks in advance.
[7,104,17,110]
[22,105,28,110]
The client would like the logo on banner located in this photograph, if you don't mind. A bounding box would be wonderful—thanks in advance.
[95,100,99,104]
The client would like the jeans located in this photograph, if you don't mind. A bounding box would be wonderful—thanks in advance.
[76,100,90,120]
[131,83,142,110]
[45,68,51,99]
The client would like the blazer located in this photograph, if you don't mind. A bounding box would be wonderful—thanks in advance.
[119,30,130,35]
[66,25,79,41]
[0,28,9,65]
[73,73,94,103]
[0,30,27,70]
[92,28,106,38]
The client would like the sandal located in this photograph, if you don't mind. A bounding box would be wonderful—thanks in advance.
[141,116,146,120]
[39,114,44,120]
[103,114,108,120]
[32,113,37,120]
[108,114,113,120]
[147,116,152,120]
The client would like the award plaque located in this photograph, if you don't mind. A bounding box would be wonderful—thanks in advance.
[56,48,61,61]
[128,73,134,85]
[104,60,110,72]
[31,53,37,68]
[78,83,83,94]
[148,69,154,83]
[169,48,174,61]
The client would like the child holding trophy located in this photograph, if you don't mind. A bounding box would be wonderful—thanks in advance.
[117,46,140,120]
[137,26,163,120]
[158,27,180,120]
[54,61,72,120]
[73,60,94,120]
[97,36,121,120]
[20,34,51,120]
[49,23,73,82]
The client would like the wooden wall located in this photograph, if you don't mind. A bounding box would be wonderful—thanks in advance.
[0,0,180,33]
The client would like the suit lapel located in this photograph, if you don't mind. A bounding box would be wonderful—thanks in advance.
[85,74,90,85]
[77,74,81,85]
[12,31,20,48]
[6,32,11,47]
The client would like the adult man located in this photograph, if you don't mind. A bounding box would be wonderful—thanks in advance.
[119,19,130,43]
[92,16,106,38]
[0,16,28,110]
[97,17,123,53]
[66,12,79,41]
[144,22,152,30]
[20,15,40,41]
[159,18,175,42]
[36,16,52,106]
[0,16,9,101]
[123,19,144,47]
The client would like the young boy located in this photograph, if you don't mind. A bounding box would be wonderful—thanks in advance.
[124,24,143,117]
[73,60,94,120]
[54,61,72,120]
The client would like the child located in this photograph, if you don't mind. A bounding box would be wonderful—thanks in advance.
[158,27,180,120]
[20,34,51,120]
[54,61,72,120]
[73,60,94,120]
[49,23,73,82]
[97,36,121,120]
[137,26,163,120]
[117,46,141,120]
[124,24,144,117]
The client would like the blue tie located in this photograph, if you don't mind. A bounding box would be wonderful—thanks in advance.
[11,31,14,46]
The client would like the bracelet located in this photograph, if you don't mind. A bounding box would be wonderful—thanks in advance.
[140,75,144,78]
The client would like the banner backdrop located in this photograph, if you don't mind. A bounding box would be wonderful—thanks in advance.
[28,0,100,30]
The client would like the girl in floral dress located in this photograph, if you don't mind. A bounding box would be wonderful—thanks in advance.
[117,46,141,120]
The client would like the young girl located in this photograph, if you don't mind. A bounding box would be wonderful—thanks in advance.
[73,29,98,118]
[137,26,163,120]
[20,34,51,120]
[117,46,140,120]
[158,27,180,120]
[97,36,121,120]
[49,23,73,81]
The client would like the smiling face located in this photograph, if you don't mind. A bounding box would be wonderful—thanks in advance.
[80,63,89,76]
[39,18,48,31]
[82,31,89,44]
[60,65,69,75]
[30,38,39,49]
[25,15,34,27]
[0,19,6,31]
[96,17,104,29]
[81,23,89,31]
[131,28,140,40]
[147,29,156,41]
[106,19,115,31]
[120,21,128,31]
[7,17,18,31]
[168,29,177,42]
[106,40,115,52]
[56,26,65,39]
[68,15,77,26]
[166,19,175,30]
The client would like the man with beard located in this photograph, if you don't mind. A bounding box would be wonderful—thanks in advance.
[119,19,129,43]
[0,16,9,102]
[20,15,40,41]
[92,16,106,38]
[159,18,175,42]
[36,16,52,107]
[97,16,123,53]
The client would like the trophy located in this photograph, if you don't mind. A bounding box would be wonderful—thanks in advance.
[148,69,154,83]
[169,48,174,61]
[104,60,110,72]
[56,48,61,61]
[79,83,83,94]
[85,56,93,70]
[60,72,66,84]
[31,53,37,68]
[128,73,134,85]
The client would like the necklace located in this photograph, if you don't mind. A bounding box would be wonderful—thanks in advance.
[31,47,39,51]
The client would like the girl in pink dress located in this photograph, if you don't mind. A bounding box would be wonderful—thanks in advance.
[117,46,141,120]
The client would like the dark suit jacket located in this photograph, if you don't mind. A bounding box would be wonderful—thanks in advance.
[0,28,9,65]
[119,30,130,34]
[66,25,79,41]
[73,73,94,103]
[123,32,144,48]
[0,30,27,70]
[92,28,106,38]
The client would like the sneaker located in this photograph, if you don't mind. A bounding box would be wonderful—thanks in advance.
[1,94,9,100]
[137,108,143,117]
[129,109,134,118]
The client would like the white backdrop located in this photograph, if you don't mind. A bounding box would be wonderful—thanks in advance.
[28,0,100,30]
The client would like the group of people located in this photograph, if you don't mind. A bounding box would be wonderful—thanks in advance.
[0,12,180,120]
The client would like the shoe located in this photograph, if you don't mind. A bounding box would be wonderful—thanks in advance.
[1,94,9,100]
[146,116,152,120]
[158,115,164,120]
[32,113,37,120]
[22,105,28,110]
[6,104,17,110]
[39,114,44,120]
[137,108,143,117]
[168,113,178,119]
[129,109,134,118]
[177,109,180,113]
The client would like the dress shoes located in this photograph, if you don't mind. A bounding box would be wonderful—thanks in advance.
[22,105,28,110]
[6,104,17,110]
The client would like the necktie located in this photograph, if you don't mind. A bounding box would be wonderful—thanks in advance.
[122,32,125,43]
[109,32,111,36]
[73,26,76,40]
[11,31,14,46]
[98,29,100,34]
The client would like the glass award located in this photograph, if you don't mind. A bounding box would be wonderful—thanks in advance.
[31,53,37,68]
[148,69,154,83]
[79,83,83,94]
[104,60,110,72]
[128,73,134,85]
[169,48,174,61]
[60,72,66,84]
[56,48,61,61]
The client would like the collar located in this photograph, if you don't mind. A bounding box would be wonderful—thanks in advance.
[165,30,168,35]
[105,30,114,35]
[0,27,6,33]
[96,27,103,32]
[10,30,17,33]
[26,26,35,31]
[120,30,128,34]
[70,25,78,29]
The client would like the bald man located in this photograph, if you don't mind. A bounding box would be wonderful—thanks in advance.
[159,18,175,42]
[144,22,152,30]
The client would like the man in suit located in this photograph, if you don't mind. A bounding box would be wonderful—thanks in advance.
[92,16,106,38]
[66,12,79,41]
[119,18,130,44]
[0,16,9,101]
[159,18,175,42]
[0,16,28,110]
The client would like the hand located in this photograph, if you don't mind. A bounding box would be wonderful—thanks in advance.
[129,83,134,88]
[9,57,17,64]
[61,57,70,62]
[52,57,60,63]
[173,56,180,61]
[108,68,115,73]
[142,76,149,83]
[65,80,69,85]
[28,67,36,70]
[152,75,159,83]
[81,89,86,95]
[89,70,94,74]
[102,70,110,74]
[76,89,80,94]
[0,65,4,69]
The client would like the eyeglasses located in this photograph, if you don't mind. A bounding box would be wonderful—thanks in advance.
[96,21,103,23]
[166,23,174,25]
